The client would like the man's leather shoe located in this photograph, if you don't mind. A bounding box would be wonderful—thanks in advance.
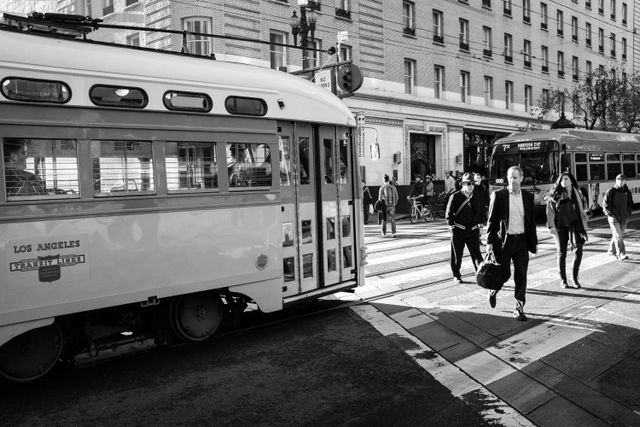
[572,279,582,289]
[513,309,528,321]
[560,280,569,288]
[488,291,497,308]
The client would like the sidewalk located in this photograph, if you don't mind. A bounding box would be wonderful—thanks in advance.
[350,216,640,426]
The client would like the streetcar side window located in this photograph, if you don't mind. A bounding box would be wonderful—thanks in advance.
[588,152,605,181]
[165,142,217,192]
[89,85,148,108]
[91,141,155,195]
[3,138,79,200]
[622,154,636,178]
[606,153,621,180]
[226,143,271,188]
[279,135,291,186]
[338,138,350,184]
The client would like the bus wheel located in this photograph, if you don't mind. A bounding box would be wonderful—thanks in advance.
[170,291,223,342]
[0,323,63,382]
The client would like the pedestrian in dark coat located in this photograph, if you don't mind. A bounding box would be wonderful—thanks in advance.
[362,181,372,225]
[486,166,538,321]
[603,174,634,260]
[546,172,589,289]
[445,173,484,284]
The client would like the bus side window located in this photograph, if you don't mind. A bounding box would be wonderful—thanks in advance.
[3,138,79,199]
[91,141,154,196]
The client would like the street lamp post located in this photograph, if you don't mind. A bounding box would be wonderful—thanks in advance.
[290,0,316,69]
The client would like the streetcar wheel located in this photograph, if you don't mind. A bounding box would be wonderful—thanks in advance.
[170,291,223,342]
[0,323,63,382]
[410,210,418,224]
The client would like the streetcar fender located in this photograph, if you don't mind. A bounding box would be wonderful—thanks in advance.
[229,278,283,313]
[0,317,54,348]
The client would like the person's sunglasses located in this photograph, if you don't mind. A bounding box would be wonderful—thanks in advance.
[462,182,474,186]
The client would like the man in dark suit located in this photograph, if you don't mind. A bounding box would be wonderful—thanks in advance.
[486,166,538,321]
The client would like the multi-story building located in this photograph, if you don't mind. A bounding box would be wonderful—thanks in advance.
[56,0,635,185]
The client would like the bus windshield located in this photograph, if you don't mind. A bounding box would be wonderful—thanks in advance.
[491,149,557,186]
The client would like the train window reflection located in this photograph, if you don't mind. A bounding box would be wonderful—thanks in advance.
[326,217,336,240]
[339,139,349,184]
[298,137,310,185]
[282,223,294,247]
[283,257,295,282]
[303,253,313,278]
[92,141,154,196]
[341,215,351,237]
[226,143,271,188]
[3,138,79,199]
[301,219,312,244]
[343,246,353,268]
[323,139,334,183]
[166,142,217,191]
[327,249,337,272]
[279,136,291,186]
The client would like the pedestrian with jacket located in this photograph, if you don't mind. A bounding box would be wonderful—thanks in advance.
[362,180,373,225]
[378,174,399,237]
[445,173,484,284]
[486,166,538,321]
[603,174,633,260]
[546,172,589,289]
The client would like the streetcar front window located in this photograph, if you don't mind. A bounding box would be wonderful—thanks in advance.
[491,151,556,185]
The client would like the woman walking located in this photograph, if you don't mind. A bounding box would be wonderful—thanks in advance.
[546,172,589,289]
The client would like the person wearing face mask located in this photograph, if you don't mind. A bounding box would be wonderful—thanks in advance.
[486,166,538,321]
[546,172,589,289]
[445,173,484,284]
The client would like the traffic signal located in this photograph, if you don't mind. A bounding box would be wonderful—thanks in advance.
[336,64,363,93]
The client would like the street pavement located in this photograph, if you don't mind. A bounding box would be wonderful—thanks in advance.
[337,214,640,426]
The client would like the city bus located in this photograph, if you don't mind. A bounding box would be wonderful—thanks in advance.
[0,17,363,381]
[489,128,640,212]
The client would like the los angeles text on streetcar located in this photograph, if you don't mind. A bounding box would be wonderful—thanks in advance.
[0,14,364,382]
[488,128,640,212]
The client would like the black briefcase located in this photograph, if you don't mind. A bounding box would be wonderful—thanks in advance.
[476,253,505,291]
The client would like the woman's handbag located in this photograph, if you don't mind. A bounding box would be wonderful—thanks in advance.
[476,252,505,291]
[374,199,385,212]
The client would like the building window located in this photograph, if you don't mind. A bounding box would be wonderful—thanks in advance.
[598,0,604,14]
[541,45,549,72]
[484,76,493,106]
[339,44,352,62]
[433,10,444,43]
[622,2,627,25]
[622,37,627,60]
[434,65,444,99]
[540,3,548,29]
[482,26,492,57]
[610,33,616,57]
[524,85,532,112]
[183,18,211,56]
[523,0,531,22]
[505,81,514,109]
[572,56,579,80]
[403,1,416,35]
[586,23,592,47]
[558,51,565,77]
[102,0,114,16]
[598,28,605,53]
[483,0,492,8]
[504,33,513,63]
[125,0,138,6]
[460,71,470,102]
[611,0,616,19]
[303,39,322,68]
[523,40,532,68]
[126,33,140,46]
[270,31,287,71]
[586,60,592,75]
[83,0,92,16]
[556,10,564,36]
[542,88,550,105]
[571,16,578,42]
[503,0,512,16]
[459,19,469,50]
[404,59,416,94]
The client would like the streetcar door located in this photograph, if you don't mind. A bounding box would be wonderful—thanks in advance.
[278,122,319,296]
[318,125,356,287]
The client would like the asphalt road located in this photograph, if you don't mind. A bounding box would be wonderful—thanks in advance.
[0,307,497,427]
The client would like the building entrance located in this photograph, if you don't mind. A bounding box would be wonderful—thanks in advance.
[410,133,435,178]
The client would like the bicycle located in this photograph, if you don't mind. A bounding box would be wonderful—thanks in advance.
[408,196,434,223]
